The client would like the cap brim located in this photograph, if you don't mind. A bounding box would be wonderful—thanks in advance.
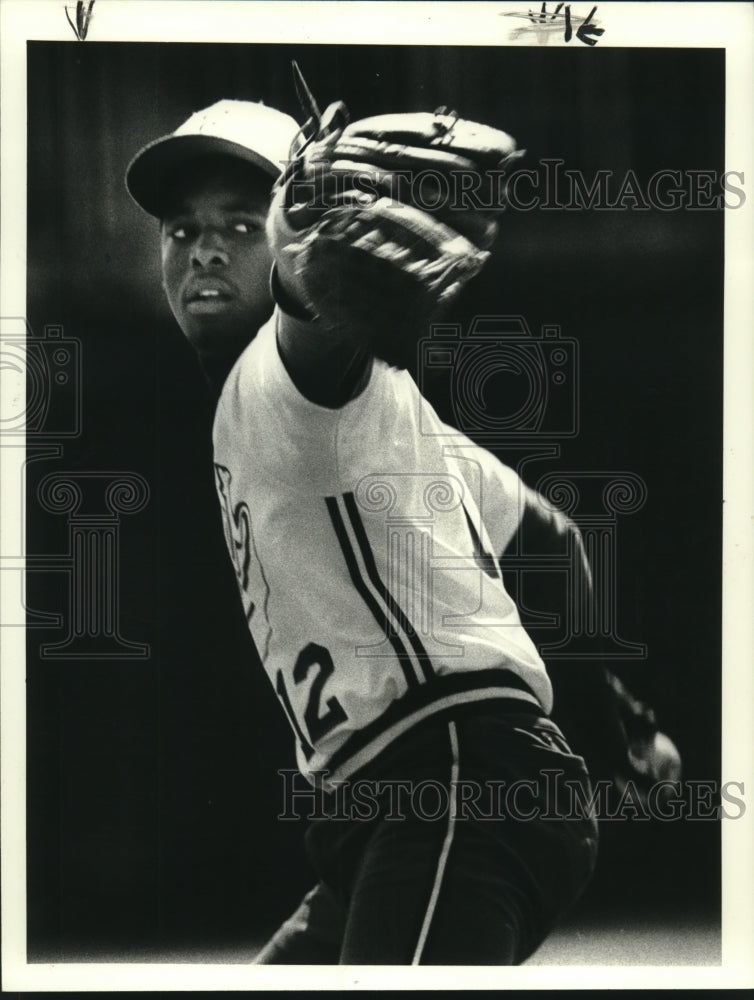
[125,133,282,218]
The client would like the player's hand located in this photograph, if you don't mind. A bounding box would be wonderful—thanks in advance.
[266,109,523,365]
[266,168,379,319]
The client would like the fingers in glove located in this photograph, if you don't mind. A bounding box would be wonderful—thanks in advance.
[287,187,378,229]
[288,154,503,250]
[292,200,489,330]
[330,160,502,250]
[340,112,520,169]
[435,210,499,251]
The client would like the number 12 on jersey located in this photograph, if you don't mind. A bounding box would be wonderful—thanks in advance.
[276,642,348,760]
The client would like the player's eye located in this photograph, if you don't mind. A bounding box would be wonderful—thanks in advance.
[168,224,189,240]
[231,219,261,234]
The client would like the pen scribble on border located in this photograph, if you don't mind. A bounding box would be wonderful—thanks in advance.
[502,3,605,46]
[65,1,96,42]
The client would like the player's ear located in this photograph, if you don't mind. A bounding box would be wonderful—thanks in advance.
[158,257,168,294]
[158,223,169,289]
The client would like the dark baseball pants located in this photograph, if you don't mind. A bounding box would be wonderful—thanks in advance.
[255,703,599,965]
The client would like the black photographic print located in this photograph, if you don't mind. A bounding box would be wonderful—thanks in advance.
[1,0,753,991]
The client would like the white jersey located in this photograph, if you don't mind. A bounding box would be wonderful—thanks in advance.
[213,314,553,787]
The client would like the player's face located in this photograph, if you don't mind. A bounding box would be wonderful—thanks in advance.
[160,156,274,367]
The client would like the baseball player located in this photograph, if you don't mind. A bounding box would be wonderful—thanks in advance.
[126,96,605,965]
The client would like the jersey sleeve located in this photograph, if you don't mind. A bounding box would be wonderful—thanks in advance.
[437,424,584,567]
[215,312,367,493]
[437,426,529,555]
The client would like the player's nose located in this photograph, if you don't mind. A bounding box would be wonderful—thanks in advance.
[191,229,230,268]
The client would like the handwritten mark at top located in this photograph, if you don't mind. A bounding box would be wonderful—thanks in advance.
[65,1,96,41]
[503,3,605,46]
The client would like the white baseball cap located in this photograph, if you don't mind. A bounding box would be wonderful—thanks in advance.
[126,99,301,217]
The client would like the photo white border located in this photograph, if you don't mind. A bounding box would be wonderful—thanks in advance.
[2,0,752,990]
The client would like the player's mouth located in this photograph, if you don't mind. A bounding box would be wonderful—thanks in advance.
[185,282,235,314]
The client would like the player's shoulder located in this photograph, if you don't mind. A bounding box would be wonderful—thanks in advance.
[213,315,277,435]
[439,420,520,479]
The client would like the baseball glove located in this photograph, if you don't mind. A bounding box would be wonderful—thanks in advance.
[268,103,524,360]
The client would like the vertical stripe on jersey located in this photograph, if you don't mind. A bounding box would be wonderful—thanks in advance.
[343,492,435,682]
[325,495,420,690]
[411,720,460,965]
[462,501,501,581]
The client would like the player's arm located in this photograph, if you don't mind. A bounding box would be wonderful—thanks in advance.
[464,444,680,795]
[450,440,588,575]
[514,495,681,799]
[500,482,681,795]
[503,481,591,584]
[271,263,373,408]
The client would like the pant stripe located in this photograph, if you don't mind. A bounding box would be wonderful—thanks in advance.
[411,720,459,965]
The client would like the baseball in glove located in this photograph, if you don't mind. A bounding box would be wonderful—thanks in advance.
[267,65,524,363]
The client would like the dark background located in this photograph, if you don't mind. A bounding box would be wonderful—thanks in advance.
[25,42,723,959]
